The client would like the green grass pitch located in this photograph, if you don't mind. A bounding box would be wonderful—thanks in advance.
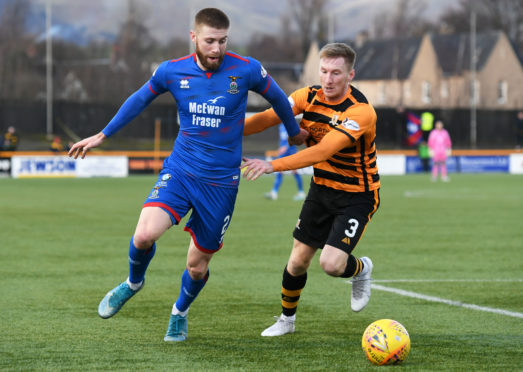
[1,173,522,371]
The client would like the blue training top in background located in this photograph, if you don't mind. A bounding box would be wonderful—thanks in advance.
[278,123,297,157]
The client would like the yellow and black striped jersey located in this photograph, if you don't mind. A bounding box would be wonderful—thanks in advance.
[244,84,380,193]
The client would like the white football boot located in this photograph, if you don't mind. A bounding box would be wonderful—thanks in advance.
[351,257,373,312]
[261,314,295,336]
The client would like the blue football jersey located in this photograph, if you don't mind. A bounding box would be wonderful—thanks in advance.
[150,52,273,186]
[102,52,299,188]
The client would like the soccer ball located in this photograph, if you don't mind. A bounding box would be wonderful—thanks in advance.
[361,319,410,365]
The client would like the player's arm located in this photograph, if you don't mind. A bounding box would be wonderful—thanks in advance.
[260,79,309,145]
[69,83,157,159]
[248,60,307,144]
[241,130,351,180]
[258,77,299,135]
[244,107,290,136]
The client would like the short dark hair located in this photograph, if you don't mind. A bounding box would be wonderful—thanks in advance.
[319,43,356,71]
[194,8,230,30]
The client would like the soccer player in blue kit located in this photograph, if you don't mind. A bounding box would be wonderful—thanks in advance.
[264,123,305,201]
[68,8,308,342]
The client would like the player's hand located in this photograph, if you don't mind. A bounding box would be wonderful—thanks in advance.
[68,132,106,159]
[241,157,274,180]
[288,128,309,146]
[446,149,452,157]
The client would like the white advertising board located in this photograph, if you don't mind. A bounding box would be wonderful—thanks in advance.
[509,153,523,174]
[75,156,128,178]
[11,156,128,178]
[376,154,406,175]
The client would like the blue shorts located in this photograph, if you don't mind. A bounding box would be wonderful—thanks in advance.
[143,168,238,253]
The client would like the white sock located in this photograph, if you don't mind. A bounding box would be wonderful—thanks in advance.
[281,314,296,322]
[126,277,143,291]
[172,303,189,317]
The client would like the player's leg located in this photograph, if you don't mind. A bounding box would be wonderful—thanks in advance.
[262,182,327,336]
[440,159,449,181]
[98,207,173,319]
[165,181,237,342]
[431,160,439,181]
[98,170,187,319]
[164,239,213,342]
[265,173,282,200]
[322,189,380,312]
[292,171,305,201]
[261,240,316,336]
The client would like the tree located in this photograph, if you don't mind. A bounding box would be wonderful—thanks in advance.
[0,0,37,99]
[111,0,155,95]
[372,0,434,39]
[287,0,329,57]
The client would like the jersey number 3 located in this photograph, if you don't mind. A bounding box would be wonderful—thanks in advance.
[344,218,359,238]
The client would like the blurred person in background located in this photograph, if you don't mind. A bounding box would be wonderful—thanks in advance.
[420,111,434,141]
[264,123,305,201]
[2,126,18,151]
[418,140,430,172]
[241,43,379,337]
[49,136,65,152]
[68,7,308,343]
[428,120,452,182]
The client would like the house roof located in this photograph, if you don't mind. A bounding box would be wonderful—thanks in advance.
[430,31,500,76]
[354,36,422,81]
[352,31,503,80]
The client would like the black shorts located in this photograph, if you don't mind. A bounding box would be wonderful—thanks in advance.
[293,182,380,254]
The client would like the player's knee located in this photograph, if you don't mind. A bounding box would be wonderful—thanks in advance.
[133,231,156,249]
[320,256,344,277]
[186,264,207,280]
[287,256,310,275]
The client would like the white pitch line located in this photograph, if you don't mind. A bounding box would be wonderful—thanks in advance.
[370,283,523,319]
[372,279,523,283]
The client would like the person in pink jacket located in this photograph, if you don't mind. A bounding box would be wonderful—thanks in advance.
[428,120,452,181]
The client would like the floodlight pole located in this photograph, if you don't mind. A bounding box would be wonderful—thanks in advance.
[470,9,477,148]
[46,0,53,139]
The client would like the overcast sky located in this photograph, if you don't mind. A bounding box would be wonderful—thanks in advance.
[32,0,458,45]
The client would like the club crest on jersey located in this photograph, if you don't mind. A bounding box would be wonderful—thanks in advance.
[149,187,160,199]
[227,76,241,94]
[180,79,189,89]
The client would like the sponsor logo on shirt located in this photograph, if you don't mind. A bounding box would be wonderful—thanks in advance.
[208,96,225,104]
[180,79,189,89]
[188,101,226,128]
[341,119,360,131]
[260,65,268,78]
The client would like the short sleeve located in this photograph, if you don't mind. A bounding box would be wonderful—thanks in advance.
[335,104,377,142]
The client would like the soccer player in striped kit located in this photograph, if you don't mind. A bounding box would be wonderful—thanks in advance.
[242,43,380,336]
[68,8,308,342]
